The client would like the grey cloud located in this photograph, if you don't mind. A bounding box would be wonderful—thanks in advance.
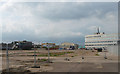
[1,2,118,44]
[33,2,117,21]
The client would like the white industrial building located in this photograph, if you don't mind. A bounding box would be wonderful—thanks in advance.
[85,28,120,49]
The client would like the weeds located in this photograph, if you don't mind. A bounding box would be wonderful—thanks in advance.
[38,51,74,57]
[95,53,99,56]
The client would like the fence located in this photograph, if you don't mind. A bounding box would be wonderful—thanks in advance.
[107,45,119,56]
[0,44,2,73]
[1,47,118,72]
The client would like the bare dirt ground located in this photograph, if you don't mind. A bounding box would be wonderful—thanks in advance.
[0,49,118,73]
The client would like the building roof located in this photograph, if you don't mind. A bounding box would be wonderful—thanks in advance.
[61,42,75,46]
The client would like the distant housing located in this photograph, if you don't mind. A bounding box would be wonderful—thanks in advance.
[59,42,79,50]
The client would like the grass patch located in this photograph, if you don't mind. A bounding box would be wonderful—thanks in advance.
[37,51,74,57]
[66,52,74,54]
[29,52,40,53]
[41,59,47,62]
[38,58,48,62]
[38,54,48,57]
[95,53,99,56]
[43,64,50,66]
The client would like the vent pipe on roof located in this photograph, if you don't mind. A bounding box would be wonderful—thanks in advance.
[97,27,100,34]
[103,32,105,34]
[96,27,100,34]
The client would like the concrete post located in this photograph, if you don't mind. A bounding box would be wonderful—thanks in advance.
[32,45,40,68]
[48,45,50,62]
[34,47,36,67]
[6,43,9,72]
[82,47,84,59]
[104,48,107,59]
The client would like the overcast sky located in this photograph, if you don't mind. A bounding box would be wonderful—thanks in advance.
[0,2,118,45]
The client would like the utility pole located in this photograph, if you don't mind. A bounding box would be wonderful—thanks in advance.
[6,43,9,72]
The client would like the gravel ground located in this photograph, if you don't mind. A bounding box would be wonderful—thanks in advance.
[1,49,118,73]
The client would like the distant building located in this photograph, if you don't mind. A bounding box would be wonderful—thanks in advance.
[0,43,14,50]
[15,40,33,50]
[78,45,85,49]
[41,43,55,46]
[41,43,55,47]
[1,40,33,50]
[85,28,120,49]
[0,43,7,50]
[33,44,41,48]
[41,43,56,50]
[59,42,79,50]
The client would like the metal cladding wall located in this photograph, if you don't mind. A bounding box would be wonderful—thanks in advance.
[107,45,119,56]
